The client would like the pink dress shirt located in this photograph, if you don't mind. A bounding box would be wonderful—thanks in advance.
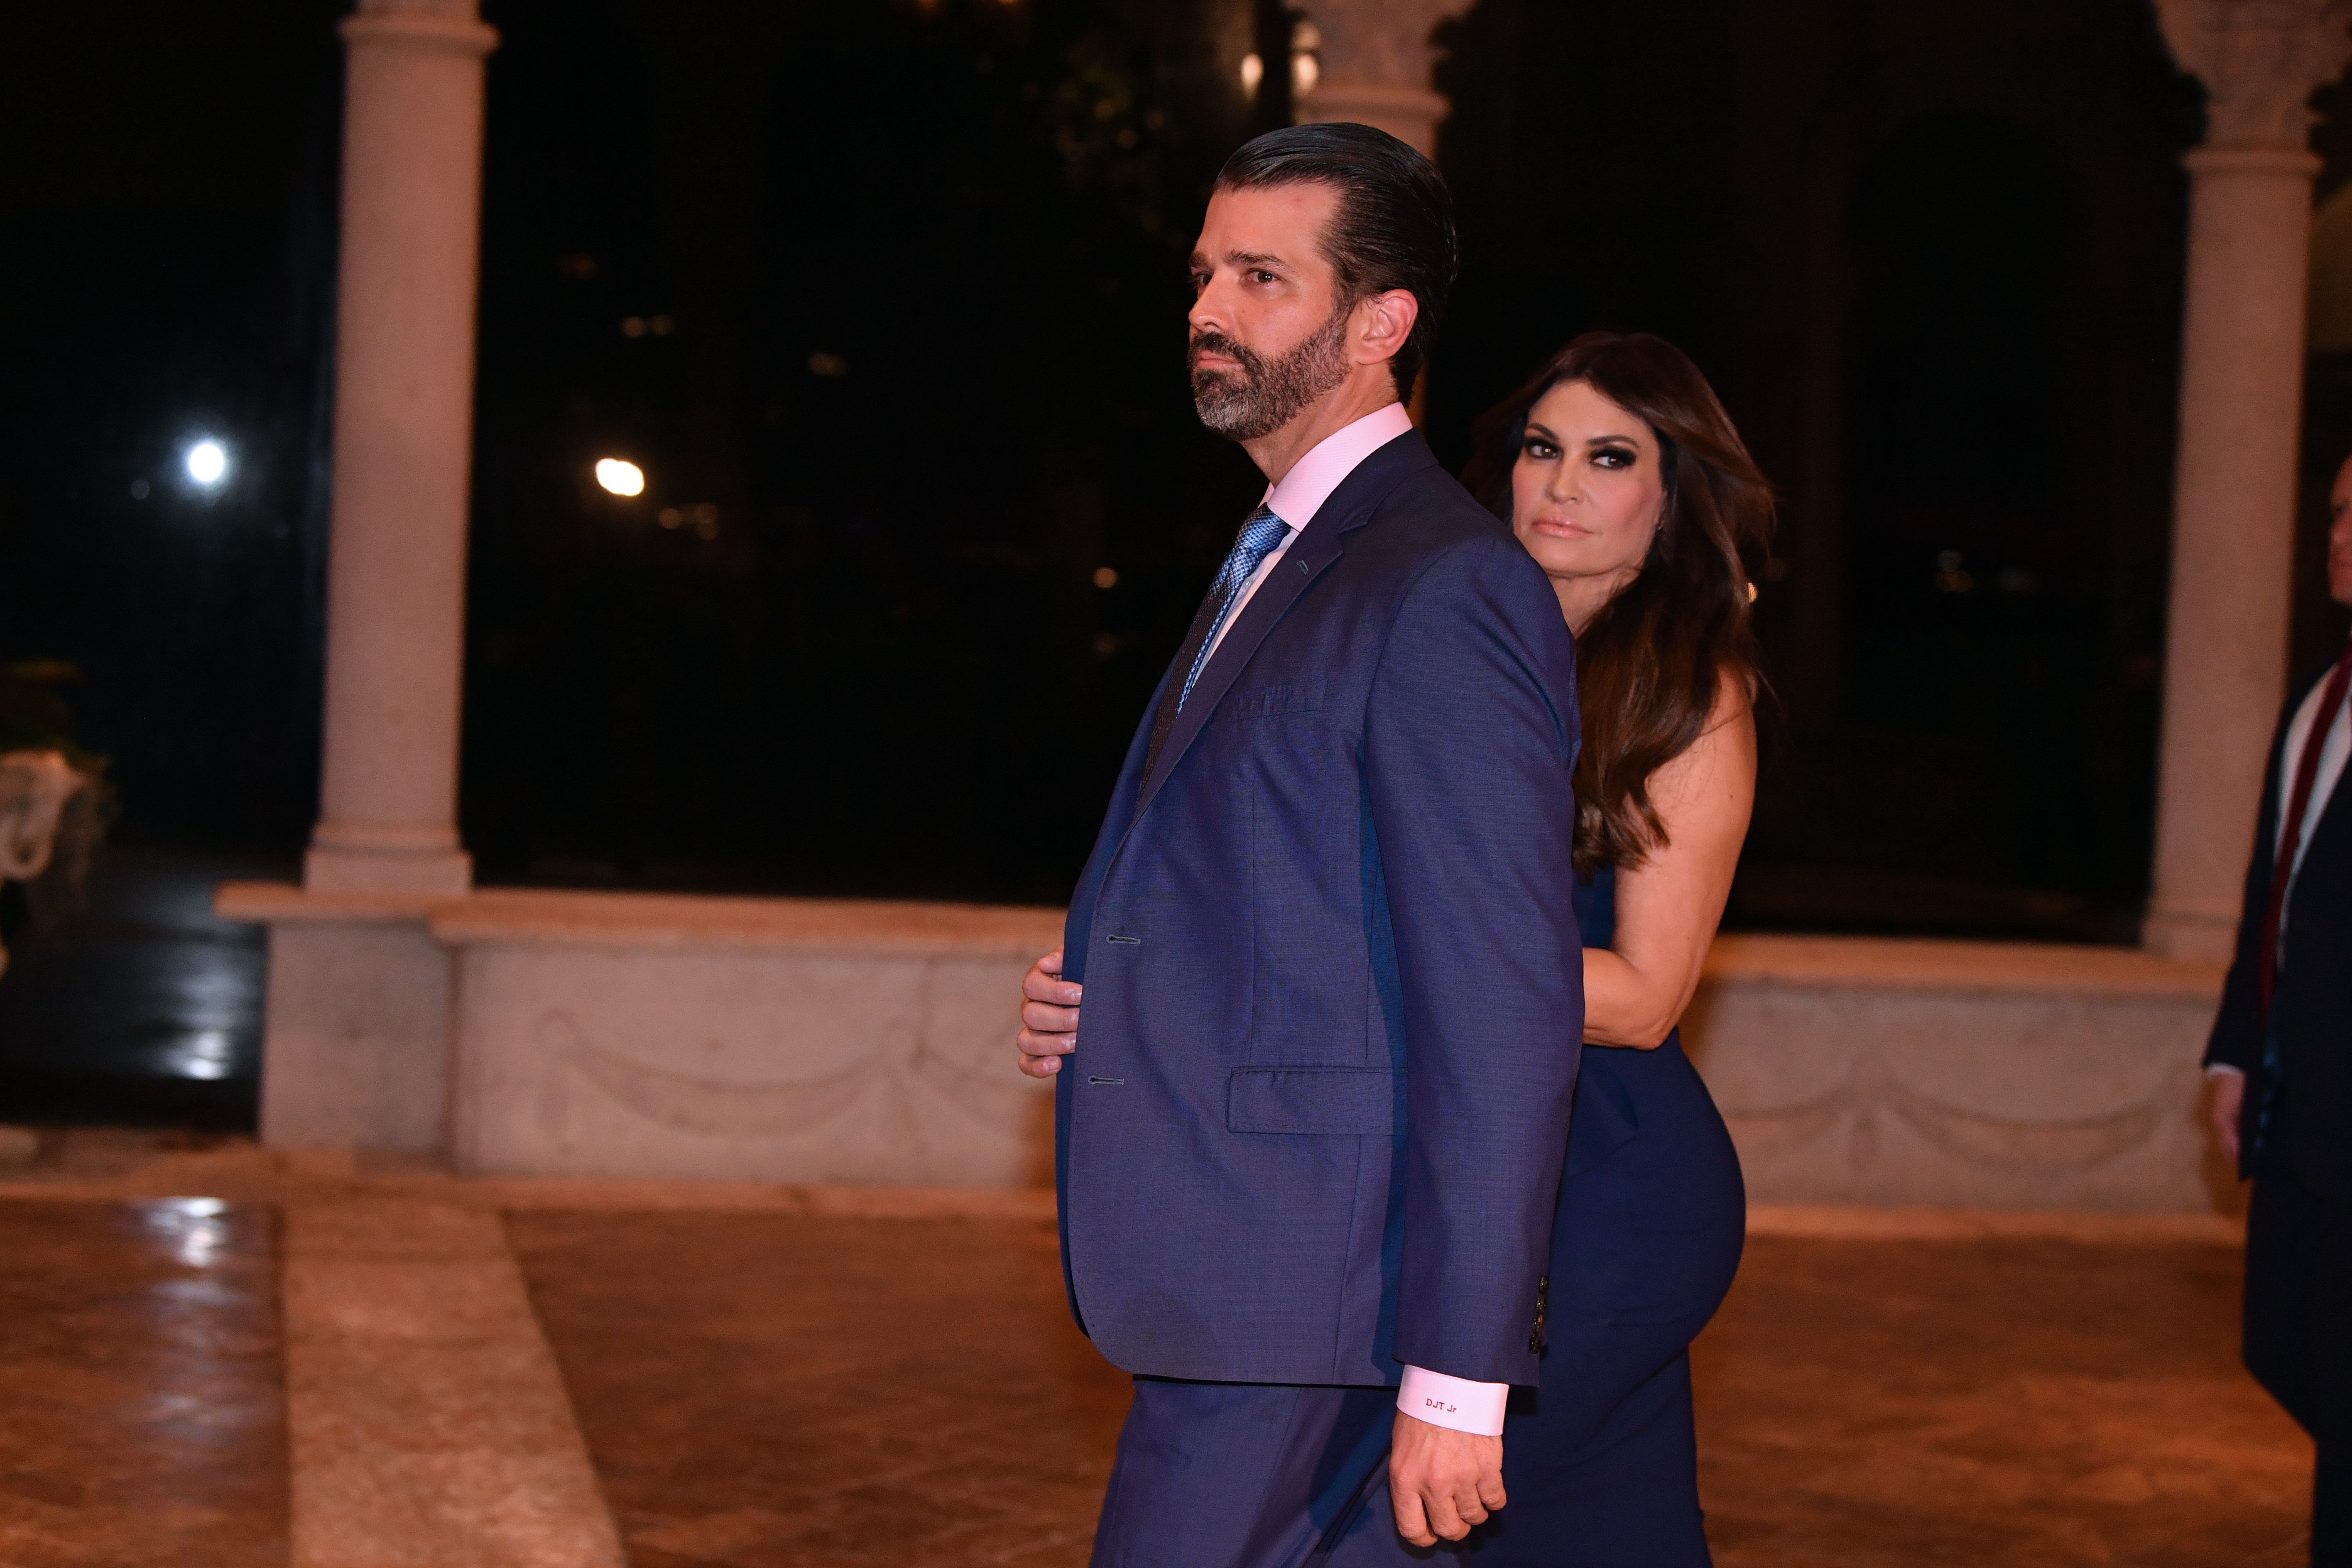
[1204,401,1413,664]
[1195,400,1511,1438]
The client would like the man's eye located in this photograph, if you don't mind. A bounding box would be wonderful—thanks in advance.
[1250,270,1277,284]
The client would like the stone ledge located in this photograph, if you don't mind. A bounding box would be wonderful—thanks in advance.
[216,879,443,925]
[218,881,1066,958]
[1702,932,2227,999]
[432,888,1064,957]
[223,882,2230,994]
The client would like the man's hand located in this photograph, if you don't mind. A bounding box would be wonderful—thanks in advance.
[1388,1411,1505,1547]
[1016,948,1081,1078]
[2210,1069,2246,1163]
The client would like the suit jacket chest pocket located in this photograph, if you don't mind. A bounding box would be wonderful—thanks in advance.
[1226,681,1337,801]
[1225,681,1328,723]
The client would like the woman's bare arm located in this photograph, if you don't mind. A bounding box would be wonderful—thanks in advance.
[1581,680,1755,1048]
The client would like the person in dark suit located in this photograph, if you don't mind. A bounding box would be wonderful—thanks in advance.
[1018,125,1585,1564]
[1028,331,1768,1565]
[2206,452,2352,1566]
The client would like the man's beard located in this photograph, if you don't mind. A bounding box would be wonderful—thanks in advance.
[1189,306,1353,441]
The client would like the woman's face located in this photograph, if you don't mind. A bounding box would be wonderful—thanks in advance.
[1510,379,1666,599]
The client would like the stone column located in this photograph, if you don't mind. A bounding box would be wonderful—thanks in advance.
[1293,0,1468,157]
[306,0,497,896]
[2146,0,2352,961]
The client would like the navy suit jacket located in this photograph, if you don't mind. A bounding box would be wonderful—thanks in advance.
[1056,429,1585,1389]
[2207,652,2352,1198]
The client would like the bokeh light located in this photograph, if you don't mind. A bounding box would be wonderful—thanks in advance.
[185,440,227,486]
[594,457,645,496]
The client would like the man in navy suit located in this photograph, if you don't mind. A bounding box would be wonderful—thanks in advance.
[2206,452,2352,1566]
[1023,125,1584,1564]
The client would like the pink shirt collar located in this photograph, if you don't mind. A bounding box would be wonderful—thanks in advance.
[1263,401,1415,530]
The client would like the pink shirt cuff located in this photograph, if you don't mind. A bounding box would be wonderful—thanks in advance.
[1396,1365,1509,1437]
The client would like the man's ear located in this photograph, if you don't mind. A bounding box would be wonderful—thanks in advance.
[1351,288,1421,370]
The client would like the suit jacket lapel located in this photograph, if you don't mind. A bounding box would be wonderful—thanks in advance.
[1134,539,1340,816]
[1133,430,1436,817]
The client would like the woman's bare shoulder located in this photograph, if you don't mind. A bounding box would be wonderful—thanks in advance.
[1694,661,1757,744]
[1652,664,1757,803]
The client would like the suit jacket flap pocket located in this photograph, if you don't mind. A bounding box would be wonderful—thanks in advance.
[1227,1067,1402,1136]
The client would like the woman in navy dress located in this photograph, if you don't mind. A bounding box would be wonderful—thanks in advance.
[1433,329,1762,1564]
[1020,330,1767,1565]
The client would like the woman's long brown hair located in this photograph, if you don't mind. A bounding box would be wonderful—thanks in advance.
[1462,332,1774,878]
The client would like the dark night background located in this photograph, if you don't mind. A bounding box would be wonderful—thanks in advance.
[9,0,2352,949]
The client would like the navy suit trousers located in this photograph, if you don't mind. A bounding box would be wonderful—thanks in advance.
[1088,1037,1744,1568]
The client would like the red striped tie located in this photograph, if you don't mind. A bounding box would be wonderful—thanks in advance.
[2259,645,2352,1015]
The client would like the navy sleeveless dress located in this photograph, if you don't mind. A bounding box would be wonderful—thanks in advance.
[1469,865,1746,1565]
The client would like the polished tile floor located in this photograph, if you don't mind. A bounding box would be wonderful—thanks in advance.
[1692,1236,2309,1567]
[0,1192,2311,1567]
[509,1210,1122,1568]
[0,848,282,1129]
[0,1199,286,1567]
[512,1214,2312,1568]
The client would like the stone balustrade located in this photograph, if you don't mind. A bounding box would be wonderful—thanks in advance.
[220,886,2232,1213]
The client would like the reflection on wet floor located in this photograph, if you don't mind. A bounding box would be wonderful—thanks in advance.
[0,847,285,1128]
[0,1198,286,1567]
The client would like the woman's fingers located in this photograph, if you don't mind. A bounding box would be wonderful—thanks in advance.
[1023,951,1082,1008]
[1021,999,1079,1034]
[1017,1019,1076,1079]
[1018,1021,1076,1056]
[1017,949,1081,1077]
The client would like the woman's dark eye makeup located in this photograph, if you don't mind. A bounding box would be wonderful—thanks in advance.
[1522,429,1641,469]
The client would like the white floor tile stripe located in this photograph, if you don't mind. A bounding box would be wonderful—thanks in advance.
[282,1200,626,1568]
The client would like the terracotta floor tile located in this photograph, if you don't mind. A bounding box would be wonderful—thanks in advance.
[508,1210,1128,1566]
[516,1214,2313,1565]
[1696,1236,2310,1566]
[0,1198,287,1567]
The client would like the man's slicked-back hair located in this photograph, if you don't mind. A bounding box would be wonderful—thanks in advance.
[1214,123,1459,401]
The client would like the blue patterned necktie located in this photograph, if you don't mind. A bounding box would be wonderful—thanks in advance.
[1181,505,1294,708]
[1145,503,1294,775]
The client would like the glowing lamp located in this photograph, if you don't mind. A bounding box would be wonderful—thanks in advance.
[185,440,228,486]
[594,458,646,497]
